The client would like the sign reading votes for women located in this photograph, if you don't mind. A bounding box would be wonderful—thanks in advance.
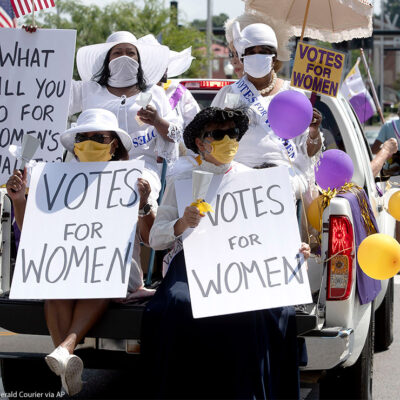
[291,42,345,98]
[175,166,312,319]
[0,29,76,184]
[10,160,144,299]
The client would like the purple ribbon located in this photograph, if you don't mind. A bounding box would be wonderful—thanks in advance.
[169,84,187,110]
[337,190,381,305]
[391,120,400,141]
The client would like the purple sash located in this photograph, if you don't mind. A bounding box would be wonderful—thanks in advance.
[169,84,187,110]
[337,190,381,305]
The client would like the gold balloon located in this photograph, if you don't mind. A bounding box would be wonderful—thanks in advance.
[306,195,324,231]
[388,190,400,220]
[358,233,400,280]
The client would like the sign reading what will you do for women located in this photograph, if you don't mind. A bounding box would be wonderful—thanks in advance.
[10,160,144,299]
[175,166,312,319]
[291,42,345,97]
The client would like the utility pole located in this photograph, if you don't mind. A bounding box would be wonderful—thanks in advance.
[206,0,213,77]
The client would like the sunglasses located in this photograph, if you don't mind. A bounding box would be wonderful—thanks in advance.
[203,127,240,141]
[75,133,114,144]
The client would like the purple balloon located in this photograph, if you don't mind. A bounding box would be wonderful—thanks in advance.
[315,149,354,190]
[268,90,313,139]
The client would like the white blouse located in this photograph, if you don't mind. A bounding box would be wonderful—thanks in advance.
[69,81,182,168]
[165,81,200,129]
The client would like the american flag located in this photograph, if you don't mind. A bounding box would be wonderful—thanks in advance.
[0,0,17,27]
[10,0,55,18]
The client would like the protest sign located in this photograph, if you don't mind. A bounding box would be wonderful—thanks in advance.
[0,28,76,184]
[175,166,312,319]
[10,160,144,299]
[291,42,345,98]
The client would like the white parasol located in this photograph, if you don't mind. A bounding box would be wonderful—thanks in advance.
[244,0,373,43]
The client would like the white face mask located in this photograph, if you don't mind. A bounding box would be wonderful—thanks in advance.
[108,56,139,88]
[243,54,275,78]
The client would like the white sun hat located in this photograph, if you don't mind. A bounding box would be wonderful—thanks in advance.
[137,34,194,78]
[233,22,278,57]
[76,31,170,86]
[167,47,194,77]
[60,108,132,153]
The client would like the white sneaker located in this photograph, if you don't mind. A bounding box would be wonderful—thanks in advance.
[61,354,84,396]
[45,346,69,376]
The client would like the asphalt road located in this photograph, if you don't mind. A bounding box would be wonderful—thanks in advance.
[1,279,400,400]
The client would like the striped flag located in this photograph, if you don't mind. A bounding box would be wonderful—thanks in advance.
[10,0,55,18]
[0,0,17,27]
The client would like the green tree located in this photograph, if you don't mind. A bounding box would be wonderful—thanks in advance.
[191,12,229,30]
[24,0,207,78]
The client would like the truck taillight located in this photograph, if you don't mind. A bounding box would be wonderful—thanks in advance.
[327,215,354,300]
[180,80,233,90]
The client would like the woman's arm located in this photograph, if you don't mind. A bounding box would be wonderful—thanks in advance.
[136,178,155,245]
[6,169,27,230]
[306,109,323,157]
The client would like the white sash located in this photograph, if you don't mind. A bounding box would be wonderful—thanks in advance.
[231,77,297,161]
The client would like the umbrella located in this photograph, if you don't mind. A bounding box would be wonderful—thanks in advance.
[244,0,373,43]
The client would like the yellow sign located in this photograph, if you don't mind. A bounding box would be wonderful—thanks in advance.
[291,42,345,98]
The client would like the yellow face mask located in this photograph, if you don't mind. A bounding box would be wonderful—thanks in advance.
[206,135,239,164]
[74,140,113,162]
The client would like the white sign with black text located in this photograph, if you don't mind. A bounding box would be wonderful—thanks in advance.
[0,28,76,184]
[175,166,312,319]
[10,160,144,299]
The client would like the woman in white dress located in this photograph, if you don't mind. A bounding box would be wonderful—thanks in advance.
[70,31,183,210]
[212,22,322,201]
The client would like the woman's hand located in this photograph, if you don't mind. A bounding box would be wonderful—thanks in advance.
[137,105,161,126]
[174,206,204,236]
[381,138,398,156]
[22,25,37,33]
[137,178,151,208]
[309,108,322,133]
[299,242,311,260]
[6,168,27,202]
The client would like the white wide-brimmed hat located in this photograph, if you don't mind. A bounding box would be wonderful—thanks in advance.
[77,31,170,86]
[60,108,132,153]
[168,47,194,77]
[233,22,278,57]
[138,34,194,78]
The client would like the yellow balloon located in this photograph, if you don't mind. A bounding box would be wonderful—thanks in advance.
[306,195,324,231]
[358,233,400,280]
[388,190,400,220]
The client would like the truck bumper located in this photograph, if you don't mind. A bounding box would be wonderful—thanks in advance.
[301,327,354,370]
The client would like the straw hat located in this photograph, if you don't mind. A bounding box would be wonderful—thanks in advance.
[60,108,132,153]
[76,31,170,86]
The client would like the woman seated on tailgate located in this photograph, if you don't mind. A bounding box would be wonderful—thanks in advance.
[6,108,155,396]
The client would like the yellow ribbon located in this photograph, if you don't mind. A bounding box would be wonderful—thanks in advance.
[191,199,214,215]
[319,182,376,236]
[163,79,172,91]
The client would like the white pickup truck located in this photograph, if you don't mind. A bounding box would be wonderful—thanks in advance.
[0,80,395,399]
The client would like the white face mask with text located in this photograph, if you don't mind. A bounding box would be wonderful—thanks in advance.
[108,56,139,88]
[243,54,275,78]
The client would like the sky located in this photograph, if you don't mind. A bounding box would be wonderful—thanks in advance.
[81,0,380,22]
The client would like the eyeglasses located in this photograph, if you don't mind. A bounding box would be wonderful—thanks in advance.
[75,133,114,144]
[203,127,240,141]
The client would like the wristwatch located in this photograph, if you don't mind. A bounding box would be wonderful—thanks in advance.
[138,203,152,217]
